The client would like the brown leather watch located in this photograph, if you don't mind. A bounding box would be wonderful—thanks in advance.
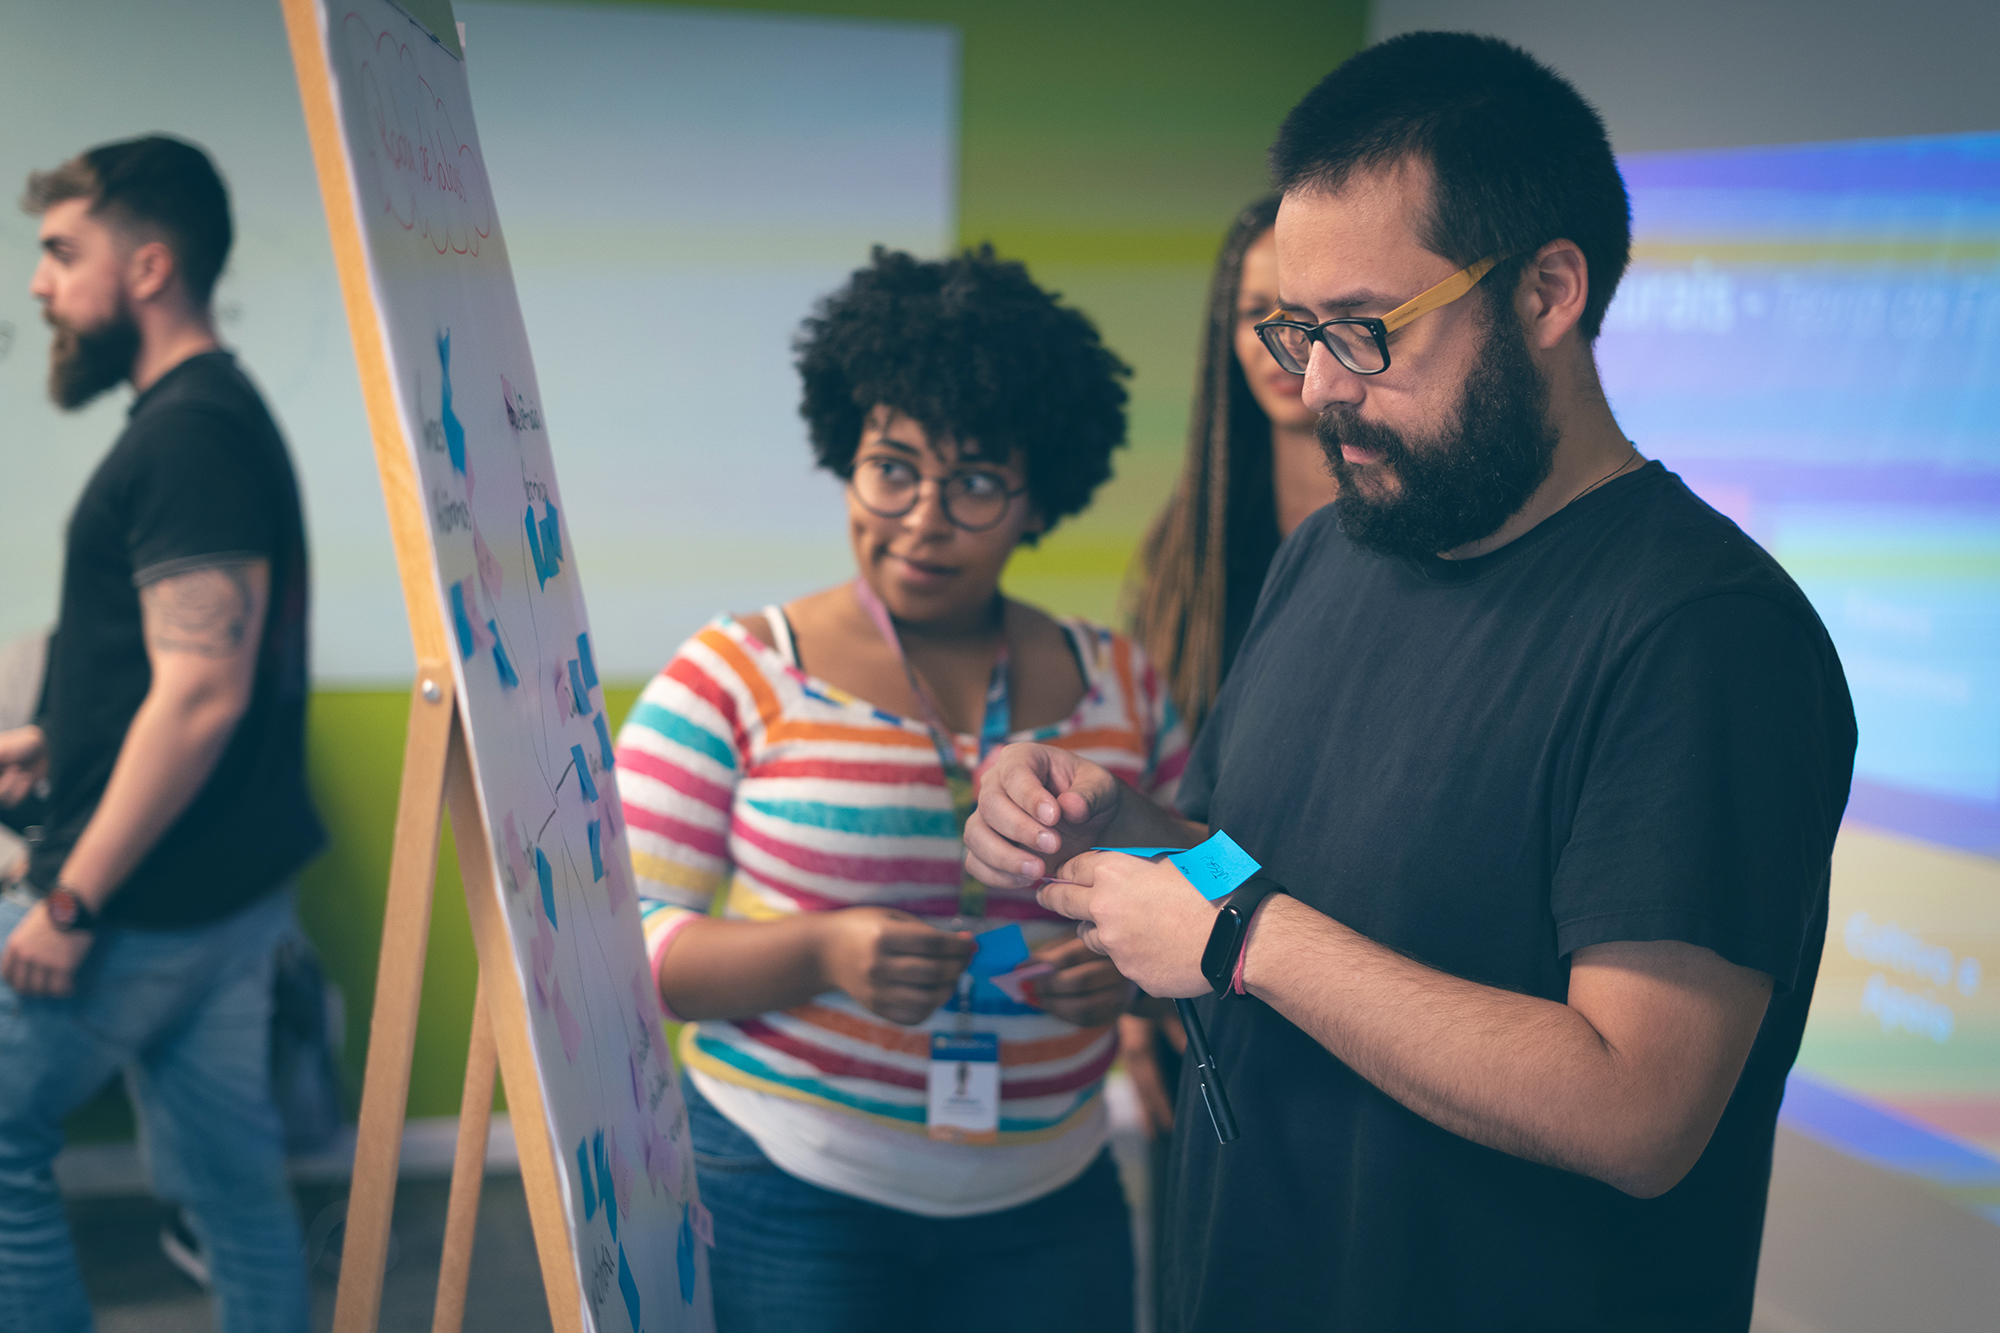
[45,884,99,933]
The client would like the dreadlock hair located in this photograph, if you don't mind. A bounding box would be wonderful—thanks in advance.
[1129,196,1283,738]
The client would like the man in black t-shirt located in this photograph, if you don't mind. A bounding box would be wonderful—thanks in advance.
[967,35,1855,1333]
[0,137,318,1331]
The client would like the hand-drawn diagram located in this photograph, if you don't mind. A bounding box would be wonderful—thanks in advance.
[320,3,711,1328]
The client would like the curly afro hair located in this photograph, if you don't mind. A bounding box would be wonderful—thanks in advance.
[795,246,1130,534]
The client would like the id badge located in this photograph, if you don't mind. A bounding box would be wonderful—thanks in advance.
[927,1031,1000,1144]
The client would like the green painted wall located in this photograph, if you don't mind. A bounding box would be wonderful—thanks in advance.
[68,2,1365,1137]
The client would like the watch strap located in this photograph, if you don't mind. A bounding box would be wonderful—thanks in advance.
[45,884,98,933]
[1218,874,1287,997]
[1200,873,1288,997]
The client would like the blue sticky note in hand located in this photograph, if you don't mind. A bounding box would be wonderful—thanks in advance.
[1091,846,1184,858]
[968,922,1031,978]
[1168,831,1261,901]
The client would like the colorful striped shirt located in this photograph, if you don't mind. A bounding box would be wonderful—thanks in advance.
[618,613,1186,1214]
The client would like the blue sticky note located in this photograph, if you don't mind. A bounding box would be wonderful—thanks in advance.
[576,632,599,690]
[676,1206,696,1303]
[449,583,474,660]
[968,923,1031,978]
[588,818,604,882]
[593,1131,617,1241]
[1091,846,1184,857]
[576,1138,597,1218]
[593,713,616,770]
[567,659,592,717]
[572,744,600,803]
[1168,830,1262,901]
[489,625,519,689]
[618,1243,642,1329]
[539,503,563,563]
[525,506,549,588]
[537,848,556,930]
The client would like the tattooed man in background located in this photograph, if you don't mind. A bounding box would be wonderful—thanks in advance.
[0,136,322,1333]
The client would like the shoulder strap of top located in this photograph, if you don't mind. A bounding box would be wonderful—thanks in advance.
[762,605,800,668]
[1059,621,1092,686]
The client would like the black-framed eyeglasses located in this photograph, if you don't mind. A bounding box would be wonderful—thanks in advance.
[850,456,1029,532]
[1253,254,1504,376]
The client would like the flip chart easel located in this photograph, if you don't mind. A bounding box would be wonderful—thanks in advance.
[281,1,712,1329]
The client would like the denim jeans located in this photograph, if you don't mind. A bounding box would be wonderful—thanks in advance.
[684,1074,1135,1333]
[0,886,309,1333]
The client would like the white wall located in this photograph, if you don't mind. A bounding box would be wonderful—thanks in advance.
[0,0,956,683]
[1369,0,2000,152]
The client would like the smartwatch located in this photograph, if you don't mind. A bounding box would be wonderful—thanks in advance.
[45,884,99,933]
[1199,874,1288,997]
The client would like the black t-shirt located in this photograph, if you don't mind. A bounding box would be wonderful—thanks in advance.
[1163,463,1856,1333]
[30,351,324,928]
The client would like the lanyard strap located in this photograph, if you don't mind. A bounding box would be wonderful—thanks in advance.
[851,578,1009,921]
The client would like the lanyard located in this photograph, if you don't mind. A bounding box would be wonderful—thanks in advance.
[851,577,1009,924]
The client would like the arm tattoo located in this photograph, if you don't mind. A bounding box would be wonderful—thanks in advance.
[141,564,258,659]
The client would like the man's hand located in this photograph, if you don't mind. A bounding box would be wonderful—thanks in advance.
[1036,851,1219,997]
[1027,934,1132,1028]
[964,744,1128,891]
[1,899,92,997]
[819,906,975,1026]
[0,725,47,807]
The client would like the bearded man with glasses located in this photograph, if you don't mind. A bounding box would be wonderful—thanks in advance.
[966,32,1857,1333]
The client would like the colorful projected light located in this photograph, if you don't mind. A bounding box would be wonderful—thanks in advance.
[1599,132,1999,1219]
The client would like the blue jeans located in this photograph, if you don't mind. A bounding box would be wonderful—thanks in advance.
[684,1075,1134,1333]
[0,886,308,1333]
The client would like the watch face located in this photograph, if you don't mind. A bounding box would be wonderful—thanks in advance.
[47,889,79,930]
[1201,905,1246,988]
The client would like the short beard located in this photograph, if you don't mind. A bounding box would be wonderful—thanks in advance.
[1318,304,1559,559]
[47,306,140,410]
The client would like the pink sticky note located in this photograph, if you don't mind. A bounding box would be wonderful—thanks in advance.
[644,1119,679,1194]
[553,663,573,719]
[604,856,631,916]
[503,814,529,895]
[690,1199,714,1248]
[989,961,1055,1008]
[474,524,504,601]
[630,966,658,1033]
[552,977,583,1062]
[610,1126,634,1220]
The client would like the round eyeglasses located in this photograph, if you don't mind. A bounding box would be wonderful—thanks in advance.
[850,456,1029,532]
[1254,254,1505,377]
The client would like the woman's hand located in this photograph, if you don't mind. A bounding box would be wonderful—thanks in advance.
[1028,934,1133,1028]
[820,906,976,1026]
[1117,1013,1179,1139]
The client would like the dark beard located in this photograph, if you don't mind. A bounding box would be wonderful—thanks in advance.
[1318,307,1558,558]
[47,308,140,410]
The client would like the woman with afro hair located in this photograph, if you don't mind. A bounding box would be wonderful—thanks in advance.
[615,246,1186,1330]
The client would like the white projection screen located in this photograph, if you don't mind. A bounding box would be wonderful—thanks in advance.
[0,0,957,683]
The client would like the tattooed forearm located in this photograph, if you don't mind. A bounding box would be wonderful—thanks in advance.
[141,563,261,659]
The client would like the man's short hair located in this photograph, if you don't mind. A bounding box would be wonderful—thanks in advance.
[1271,32,1631,340]
[22,136,234,307]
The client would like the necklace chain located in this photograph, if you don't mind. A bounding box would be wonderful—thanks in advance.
[1570,443,1640,507]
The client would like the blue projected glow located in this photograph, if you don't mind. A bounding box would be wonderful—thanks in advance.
[1598,132,2000,855]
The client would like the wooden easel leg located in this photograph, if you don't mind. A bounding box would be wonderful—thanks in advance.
[444,721,587,1333]
[432,975,497,1333]
[333,665,457,1333]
